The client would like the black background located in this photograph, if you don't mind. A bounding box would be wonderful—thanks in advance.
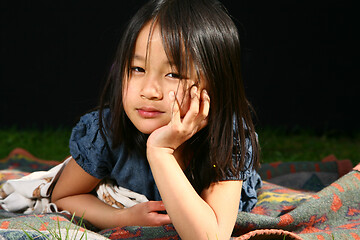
[1,1,357,133]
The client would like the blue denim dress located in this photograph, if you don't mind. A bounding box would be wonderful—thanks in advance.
[69,110,262,212]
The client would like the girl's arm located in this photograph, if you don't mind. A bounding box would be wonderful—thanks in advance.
[51,158,171,229]
[147,148,242,240]
[147,87,241,240]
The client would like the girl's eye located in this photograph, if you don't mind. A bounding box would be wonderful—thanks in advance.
[166,73,181,79]
[131,67,145,73]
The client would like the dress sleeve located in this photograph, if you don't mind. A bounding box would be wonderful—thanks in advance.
[223,131,255,181]
[223,126,262,212]
[69,110,112,179]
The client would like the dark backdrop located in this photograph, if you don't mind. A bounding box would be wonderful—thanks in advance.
[1,1,357,133]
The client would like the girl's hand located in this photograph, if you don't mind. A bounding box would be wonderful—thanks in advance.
[147,86,210,152]
[124,201,171,226]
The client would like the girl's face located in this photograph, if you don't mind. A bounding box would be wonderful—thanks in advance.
[123,22,204,134]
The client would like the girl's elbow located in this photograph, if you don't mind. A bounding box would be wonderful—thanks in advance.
[50,188,59,203]
[50,183,67,204]
[204,230,230,240]
[185,231,223,240]
[50,189,62,205]
[180,225,229,240]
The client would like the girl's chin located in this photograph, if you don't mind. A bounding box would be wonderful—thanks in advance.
[136,124,167,135]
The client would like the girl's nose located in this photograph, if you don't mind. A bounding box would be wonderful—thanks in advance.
[140,74,163,100]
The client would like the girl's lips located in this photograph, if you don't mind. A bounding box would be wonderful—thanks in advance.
[137,108,164,118]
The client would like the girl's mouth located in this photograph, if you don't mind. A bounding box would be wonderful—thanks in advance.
[137,107,164,118]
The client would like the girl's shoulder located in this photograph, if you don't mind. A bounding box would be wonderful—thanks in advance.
[77,108,110,127]
[71,108,110,135]
[70,108,113,147]
[69,108,116,179]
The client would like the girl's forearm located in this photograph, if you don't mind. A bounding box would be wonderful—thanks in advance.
[147,147,221,240]
[53,194,127,229]
[51,158,171,229]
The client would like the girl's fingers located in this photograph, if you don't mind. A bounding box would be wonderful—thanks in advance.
[182,86,200,126]
[199,89,210,119]
[149,212,172,226]
[147,201,166,212]
[169,86,210,139]
[184,87,210,127]
[147,201,171,226]
[198,89,210,130]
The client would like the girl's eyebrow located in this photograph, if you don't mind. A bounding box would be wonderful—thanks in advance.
[133,54,145,61]
[133,54,173,66]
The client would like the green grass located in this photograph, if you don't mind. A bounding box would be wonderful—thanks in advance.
[259,127,360,166]
[0,126,359,166]
[23,212,87,240]
[0,126,71,161]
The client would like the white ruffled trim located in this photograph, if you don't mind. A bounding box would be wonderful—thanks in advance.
[0,157,148,214]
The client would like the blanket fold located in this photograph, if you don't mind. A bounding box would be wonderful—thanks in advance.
[232,164,360,240]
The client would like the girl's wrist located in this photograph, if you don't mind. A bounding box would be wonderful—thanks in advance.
[146,145,174,160]
[111,207,132,227]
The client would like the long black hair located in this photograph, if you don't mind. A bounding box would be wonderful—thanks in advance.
[99,0,260,193]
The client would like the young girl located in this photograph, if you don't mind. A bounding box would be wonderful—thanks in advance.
[51,0,261,239]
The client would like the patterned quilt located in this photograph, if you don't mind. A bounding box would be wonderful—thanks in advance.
[0,148,359,240]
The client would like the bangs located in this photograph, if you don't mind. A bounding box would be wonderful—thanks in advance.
[124,18,200,85]
[155,15,201,84]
